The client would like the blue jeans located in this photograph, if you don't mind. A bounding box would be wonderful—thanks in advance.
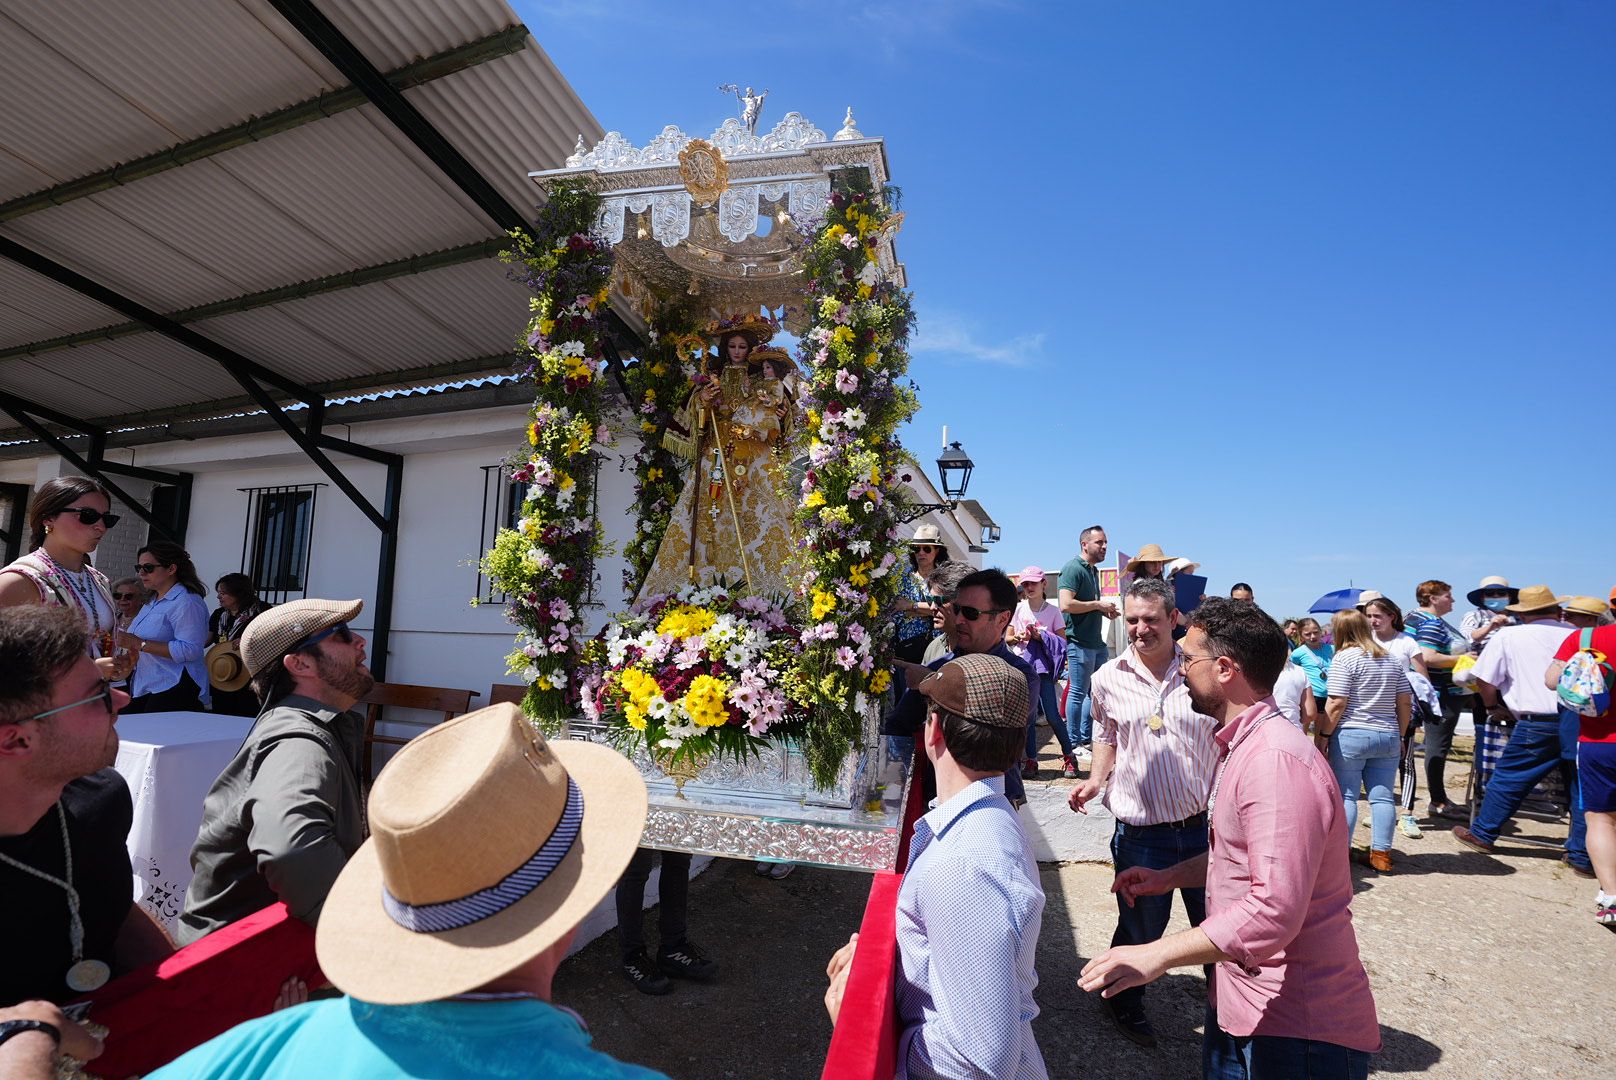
[1328,726,1401,852]
[1203,1004,1371,1080]
[1026,672,1076,759]
[1470,713,1589,868]
[1110,820,1208,1011]
[1065,644,1106,749]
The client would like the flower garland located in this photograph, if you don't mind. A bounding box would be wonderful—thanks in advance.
[790,174,919,787]
[483,179,614,730]
[621,305,705,600]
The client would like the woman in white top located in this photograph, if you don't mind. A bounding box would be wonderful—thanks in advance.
[1361,594,1432,840]
[1271,659,1321,742]
[1006,566,1074,776]
[1322,609,1412,873]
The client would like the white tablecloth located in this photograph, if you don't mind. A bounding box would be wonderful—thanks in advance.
[113,711,254,934]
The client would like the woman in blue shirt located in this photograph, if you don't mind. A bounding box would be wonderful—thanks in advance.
[1290,617,1335,716]
[118,541,212,713]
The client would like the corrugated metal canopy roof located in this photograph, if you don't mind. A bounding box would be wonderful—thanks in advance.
[0,0,604,442]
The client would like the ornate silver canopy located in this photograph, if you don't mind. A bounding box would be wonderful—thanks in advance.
[529,109,904,319]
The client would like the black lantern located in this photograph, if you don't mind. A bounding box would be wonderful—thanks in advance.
[935,441,973,501]
[981,523,1001,545]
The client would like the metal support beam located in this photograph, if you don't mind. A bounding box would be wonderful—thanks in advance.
[0,238,508,365]
[270,0,529,234]
[0,390,179,541]
[0,27,530,224]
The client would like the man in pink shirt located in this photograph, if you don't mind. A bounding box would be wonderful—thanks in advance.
[1079,598,1379,1079]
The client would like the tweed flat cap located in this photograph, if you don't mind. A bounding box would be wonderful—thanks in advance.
[914,653,1028,729]
[241,597,363,676]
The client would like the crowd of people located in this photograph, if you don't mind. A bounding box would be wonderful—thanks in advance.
[2,480,1612,1079]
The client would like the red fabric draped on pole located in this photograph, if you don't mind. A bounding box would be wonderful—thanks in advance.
[820,749,932,1079]
[71,903,323,1079]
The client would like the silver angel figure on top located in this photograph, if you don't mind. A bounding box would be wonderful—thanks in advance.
[717,84,770,134]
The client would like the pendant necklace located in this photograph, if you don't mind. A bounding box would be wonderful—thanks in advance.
[0,802,111,992]
[39,550,104,638]
[1207,713,1271,822]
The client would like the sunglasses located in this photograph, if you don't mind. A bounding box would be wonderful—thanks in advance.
[293,622,355,653]
[57,507,121,529]
[948,602,1007,622]
[133,563,164,575]
[113,592,139,601]
[912,545,940,554]
[30,682,116,722]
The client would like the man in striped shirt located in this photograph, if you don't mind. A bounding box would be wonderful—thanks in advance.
[1069,577,1220,1048]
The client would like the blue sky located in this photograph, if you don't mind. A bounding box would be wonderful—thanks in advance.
[519,0,1615,621]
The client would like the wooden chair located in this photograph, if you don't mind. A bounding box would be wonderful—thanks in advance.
[360,682,479,778]
[488,682,527,706]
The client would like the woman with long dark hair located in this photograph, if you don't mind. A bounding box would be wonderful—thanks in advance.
[208,573,270,716]
[0,476,133,682]
[117,541,211,713]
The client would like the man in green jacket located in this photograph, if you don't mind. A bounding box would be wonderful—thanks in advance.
[177,598,373,945]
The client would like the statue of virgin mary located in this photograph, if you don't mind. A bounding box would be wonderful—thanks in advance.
[635,313,800,603]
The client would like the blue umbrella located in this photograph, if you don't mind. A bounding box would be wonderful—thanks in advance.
[1308,588,1363,614]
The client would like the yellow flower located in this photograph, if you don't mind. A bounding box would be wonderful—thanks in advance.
[806,410,821,429]
[819,295,842,320]
[559,474,575,492]
[657,604,717,639]
[831,325,855,346]
[818,673,842,699]
[863,350,881,368]
[646,467,663,482]
[811,589,837,621]
[623,702,647,730]
[825,224,848,243]
[641,420,657,434]
[539,318,556,336]
[683,674,732,728]
[856,283,872,301]
[868,597,880,618]
[869,669,891,694]
[849,561,870,587]
[804,491,826,509]
[527,422,541,446]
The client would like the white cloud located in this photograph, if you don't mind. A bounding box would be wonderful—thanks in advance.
[910,312,1046,368]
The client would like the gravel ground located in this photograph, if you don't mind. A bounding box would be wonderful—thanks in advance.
[554,747,1614,1079]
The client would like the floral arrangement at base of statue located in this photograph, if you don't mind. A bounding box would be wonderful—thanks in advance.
[579,584,808,788]
[788,172,919,788]
[480,178,614,731]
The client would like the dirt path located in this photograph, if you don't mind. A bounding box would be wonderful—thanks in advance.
[556,771,1613,1078]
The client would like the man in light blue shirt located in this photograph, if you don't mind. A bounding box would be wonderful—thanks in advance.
[831,653,1047,1079]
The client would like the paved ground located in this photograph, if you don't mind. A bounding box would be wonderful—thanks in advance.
[555,743,1614,1079]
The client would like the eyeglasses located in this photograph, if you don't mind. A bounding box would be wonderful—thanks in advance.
[293,622,355,653]
[56,507,120,529]
[113,592,139,601]
[133,563,162,575]
[1179,651,1219,669]
[30,683,116,722]
[948,603,1007,622]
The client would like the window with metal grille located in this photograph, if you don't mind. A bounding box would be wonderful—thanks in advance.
[476,460,602,606]
[241,484,321,603]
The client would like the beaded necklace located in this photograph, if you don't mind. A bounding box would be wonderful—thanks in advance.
[36,548,105,637]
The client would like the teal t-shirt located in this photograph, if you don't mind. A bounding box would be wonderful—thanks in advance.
[1290,643,1335,696]
[1057,556,1104,648]
[149,996,671,1079]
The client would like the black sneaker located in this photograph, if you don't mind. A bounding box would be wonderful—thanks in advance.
[657,940,718,982]
[1103,998,1157,1048]
[621,949,673,995]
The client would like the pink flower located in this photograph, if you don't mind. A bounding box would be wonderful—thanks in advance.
[834,646,857,670]
[834,369,858,393]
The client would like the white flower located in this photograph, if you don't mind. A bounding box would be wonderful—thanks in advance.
[647,695,676,720]
[857,261,881,287]
[863,501,875,513]
[546,669,567,689]
[842,406,867,430]
[724,644,751,668]
[558,340,586,357]
[848,540,872,557]
[854,691,870,717]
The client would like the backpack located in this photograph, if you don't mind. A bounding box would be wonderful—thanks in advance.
[1556,629,1615,718]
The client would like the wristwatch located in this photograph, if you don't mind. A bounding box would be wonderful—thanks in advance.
[0,1018,61,1049]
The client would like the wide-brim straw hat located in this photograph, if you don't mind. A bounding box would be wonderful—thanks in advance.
[1125,544,1175,574]
[240,598,363,677]
[1562,596,1607,618]
[204,639,251,692]
[1466,576,1520,608]
[906,524,946,547]
[316,702,647,1005]
[1505,585,1565,615]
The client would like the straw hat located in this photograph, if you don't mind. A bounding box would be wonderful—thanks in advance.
[906,524,946,547]
[240,598,363,677]
[1466,576,1520,608]
[1504,585,1565,615]
[1125,544,1175,574]
[315,703,647,1005]
[1562,596,1607,619]
[1354,589,1385,611]
[204,639,251,692]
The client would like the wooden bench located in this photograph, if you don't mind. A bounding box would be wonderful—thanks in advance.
[488,682,526,707]
[359,682,479,778]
